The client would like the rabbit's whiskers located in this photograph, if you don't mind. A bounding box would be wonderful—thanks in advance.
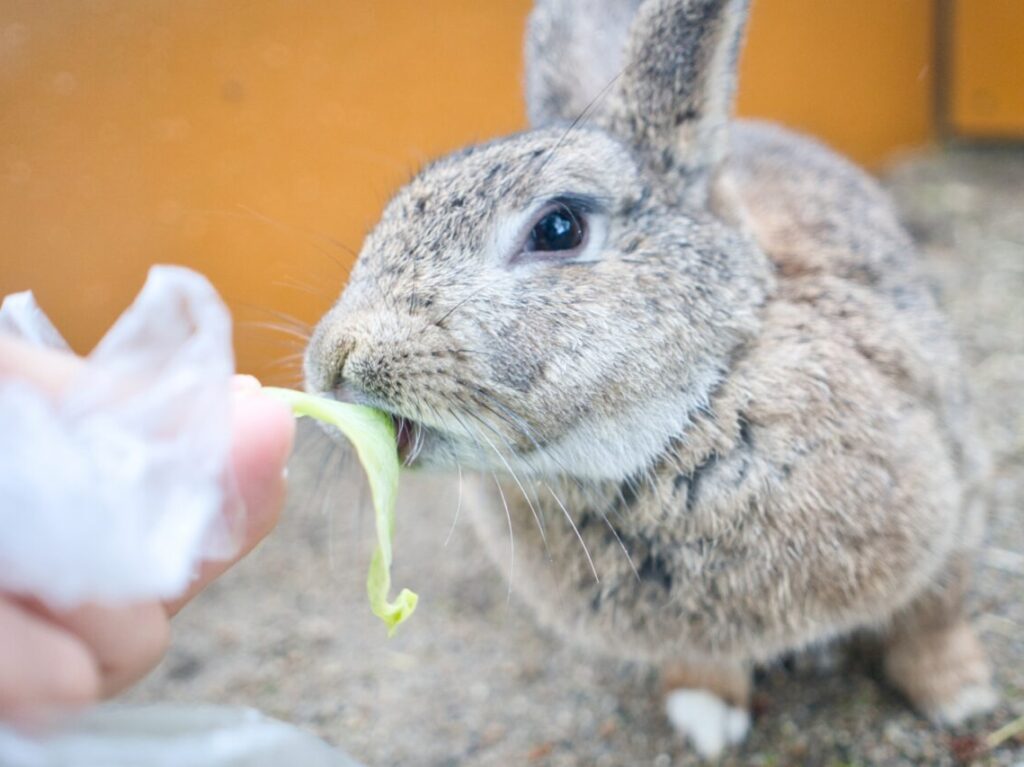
[236,203,358,269]
[446,388,616,587]
[435,274,507,327]
[436,403,517,598]
[542,481,600,583]
[490,472,516,605]
[531,69,625,178]
[243,321,310,344]
[453,401,550,551]
[444,462,465,548]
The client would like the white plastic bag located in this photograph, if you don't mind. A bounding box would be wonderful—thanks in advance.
[0,704,362,767]
[0,266,239,607]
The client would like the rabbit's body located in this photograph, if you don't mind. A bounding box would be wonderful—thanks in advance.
[467,120,981,664]
[306,0,995,757]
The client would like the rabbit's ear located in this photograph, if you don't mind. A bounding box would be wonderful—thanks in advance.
[525,0,644,127]
[603,0,750,203]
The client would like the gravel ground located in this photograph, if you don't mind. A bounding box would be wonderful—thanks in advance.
[127,148,1024,766]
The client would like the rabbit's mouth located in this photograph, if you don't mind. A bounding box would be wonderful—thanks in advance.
[392,410,502,472]
[393,415,433,468]
[393,416,415,463]
[320,382,434,467]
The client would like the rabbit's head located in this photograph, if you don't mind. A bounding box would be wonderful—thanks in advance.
[306,0,771,481]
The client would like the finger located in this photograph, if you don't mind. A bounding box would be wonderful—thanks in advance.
[33,601,170,699]
[0,335,83,396]
[0,598,100,719]
[164,385,295,616]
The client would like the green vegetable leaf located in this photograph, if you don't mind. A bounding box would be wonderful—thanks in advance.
[263,387,418,635]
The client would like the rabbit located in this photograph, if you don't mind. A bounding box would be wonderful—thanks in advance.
[304,0,996,757]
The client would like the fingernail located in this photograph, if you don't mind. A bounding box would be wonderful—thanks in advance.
[231,375,262,393]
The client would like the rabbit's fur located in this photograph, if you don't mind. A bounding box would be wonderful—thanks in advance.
[306,0,995,753]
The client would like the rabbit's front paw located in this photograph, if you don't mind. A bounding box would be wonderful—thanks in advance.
[665,688,750,759]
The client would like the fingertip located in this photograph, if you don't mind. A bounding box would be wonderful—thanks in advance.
[228,387,296,544]
[230,374,262,393]
[167,387,296,616]
[230,387,296,472]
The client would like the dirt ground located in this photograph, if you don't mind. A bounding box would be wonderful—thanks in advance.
[127,147,1024,766]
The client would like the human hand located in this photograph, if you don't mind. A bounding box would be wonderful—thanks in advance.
[0,335,295,722]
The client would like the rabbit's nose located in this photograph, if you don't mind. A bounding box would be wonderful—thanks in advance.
[322,339,376,406]
[325,339,355,389]
[305,329,355,394]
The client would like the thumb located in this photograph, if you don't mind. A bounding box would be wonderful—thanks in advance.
[164,377,296,616]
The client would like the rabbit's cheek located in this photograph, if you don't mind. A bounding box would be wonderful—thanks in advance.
[516,366,724,483]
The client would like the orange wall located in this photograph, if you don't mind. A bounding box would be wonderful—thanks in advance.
[739,0,935,168]
[0,1,533,382]
[0,1,936,379]
[948,0,1024,137]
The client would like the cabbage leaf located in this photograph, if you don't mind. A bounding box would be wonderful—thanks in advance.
[264,387,418,635]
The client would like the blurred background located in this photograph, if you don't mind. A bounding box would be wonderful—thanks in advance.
[1,0,1022,379]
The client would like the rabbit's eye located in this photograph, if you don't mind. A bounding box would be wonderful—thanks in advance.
[527,205,585,253]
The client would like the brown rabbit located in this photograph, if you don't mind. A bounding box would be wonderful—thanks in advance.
[305,0,996,756]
